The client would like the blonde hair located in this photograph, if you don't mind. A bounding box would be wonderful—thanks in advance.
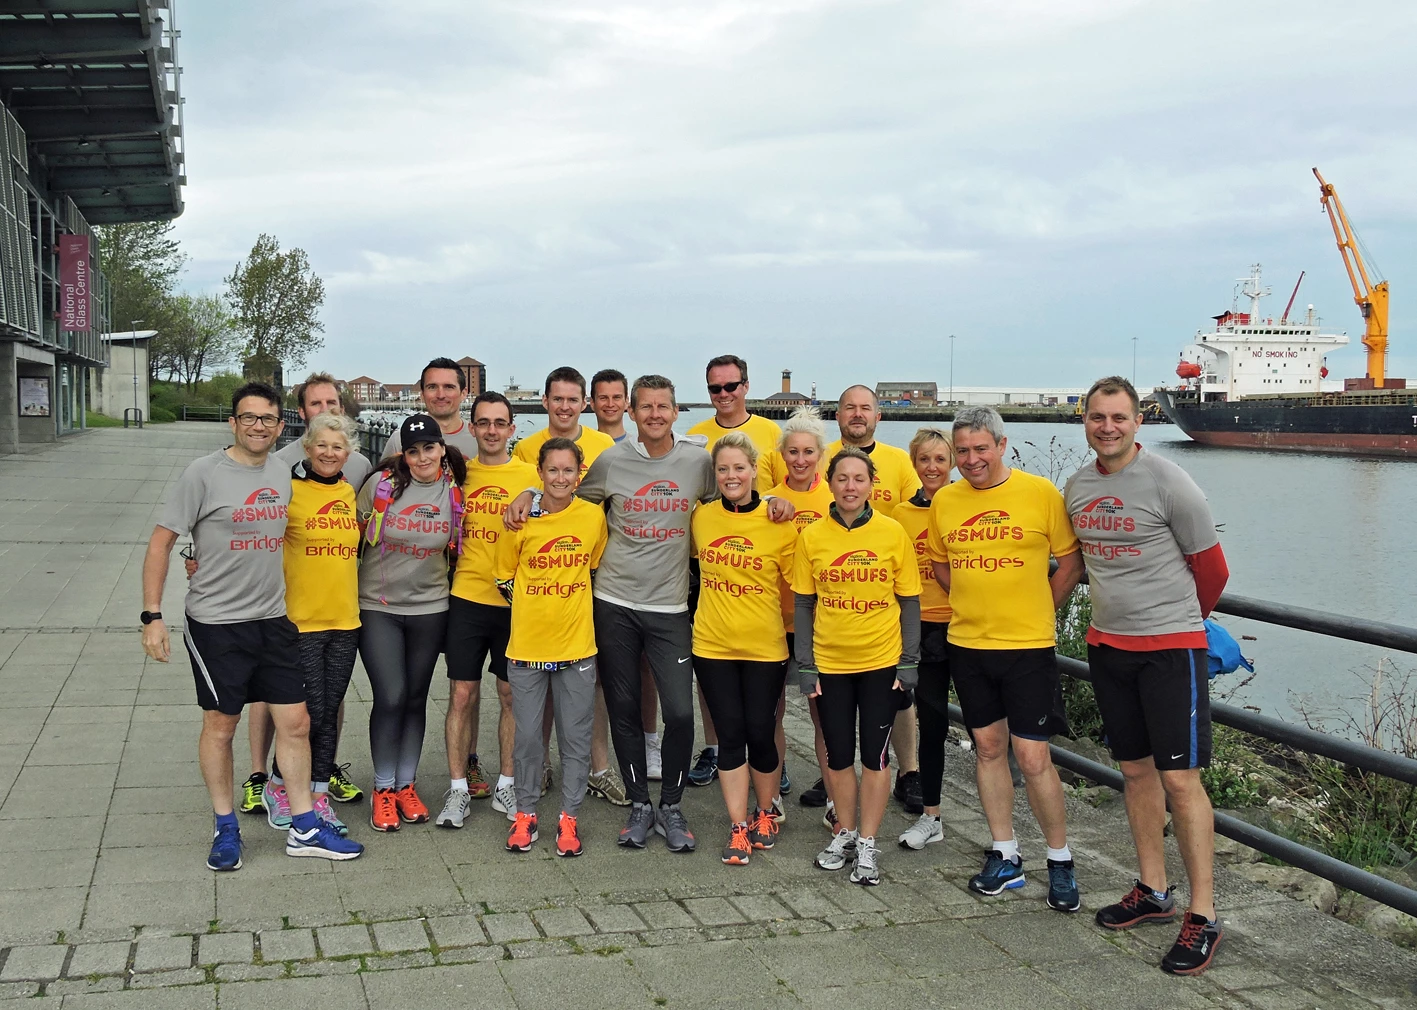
[908,426,953,467]
[301,411,359,452]
[777,405,826,455]
[712,430,759,470]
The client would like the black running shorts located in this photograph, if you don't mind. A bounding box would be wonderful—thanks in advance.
[948,643,1063,741]
[445,596,511,682]
[1087,643,1211,771]
[184,615,305,715]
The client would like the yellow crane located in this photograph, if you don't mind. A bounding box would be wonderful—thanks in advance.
[1313,167,1390,386]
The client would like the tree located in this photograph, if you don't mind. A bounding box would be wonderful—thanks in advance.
[94,221,187,380]
[167,293,235,388]
[224,234,325,380]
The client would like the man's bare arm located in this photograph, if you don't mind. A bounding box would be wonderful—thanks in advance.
[931,559,951,593]
[141,526,178,662]
[1050,550,1084,609]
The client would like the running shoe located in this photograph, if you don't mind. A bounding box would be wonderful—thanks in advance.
[894,770,924,815]
[850,835,881,886]
[722,822,752,865]
[556,812,583,857]
[768,795,786,824]
[466,755,492,798]
[491,781,517,821]
[898,813,944,850]
[541,766,553,797]
[327,764,364,804]
[1160,912,1223,976]
[207,821,243,872]
[586,768,630,806]
[239,773,267,815]
[815,827,858,871]
[506,812,538,852]
[779,763,792,796]
[655,803,697,852]
[748,808,779,850]
[287,820,364,860]
[618,802,654,848]
[313,793,349,837]
[1096,881,1177,930]
[687,748,719,786]
[969,849,1025,895]
[262,780,292,831]
[646,736,663,781]
[370,788,400,832]
[1047,858,1081,912]
[799,777,828,808]
[436,787,472,829]
[822,800,840,833]
[394,783,429,823]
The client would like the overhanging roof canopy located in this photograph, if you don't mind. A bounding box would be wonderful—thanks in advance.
[0,0,185,223]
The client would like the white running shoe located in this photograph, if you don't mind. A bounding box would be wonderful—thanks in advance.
[815,827,858,871]
[851,836,881,885]
[436,788,472,829]
[768,795,786,824]
[898,813,944,850]
[491,781,517,822]
[646,736,663,781]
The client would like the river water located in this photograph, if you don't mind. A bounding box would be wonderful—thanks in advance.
[505,412,1417,725]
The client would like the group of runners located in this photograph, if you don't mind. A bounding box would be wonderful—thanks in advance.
[141,354,1229,977]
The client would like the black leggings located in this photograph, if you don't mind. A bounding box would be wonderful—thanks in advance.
[693,656,788,774]
[817,667,901,772]
[915,622,951,807]
[359,609,448,790]
[297,629,360,783]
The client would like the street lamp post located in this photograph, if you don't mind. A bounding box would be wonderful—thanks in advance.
[948,334,956,405]
[131,319,143,420]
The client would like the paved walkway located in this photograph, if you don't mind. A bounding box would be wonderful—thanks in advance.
[0,423,1413,1008]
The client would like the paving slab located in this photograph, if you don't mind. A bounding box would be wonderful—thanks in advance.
[132,934,192,971]
[371,918,429,952]
[66,940,131,977]
[196,931,253,965]
[0,943,66,980]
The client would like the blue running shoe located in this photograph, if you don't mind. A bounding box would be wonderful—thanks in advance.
[207,821,243,872]
[969,849,1025,895]
[1047,858,1081,912]
[286,821,364,861]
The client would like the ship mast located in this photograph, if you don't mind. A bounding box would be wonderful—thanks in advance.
[1313,167,1390,386]
[1239,264,1270,321]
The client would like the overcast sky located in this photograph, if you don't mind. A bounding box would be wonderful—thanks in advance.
[172,0,1417,398]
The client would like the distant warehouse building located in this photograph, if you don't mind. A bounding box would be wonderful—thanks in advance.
[943,386,1088,407]
[877,382,938,407]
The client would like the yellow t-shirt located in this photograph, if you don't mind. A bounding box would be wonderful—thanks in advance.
[688,413,788,492]
[767,477,834,632]
[283,475,360,632]
[495,497,608,663]
[893,496,952,624]
[925,468,1079,650]
[691,501,797,661]
[825,440,920,516]
[789,509,922,674]
[451,456,541,608]
[512,425,615,480]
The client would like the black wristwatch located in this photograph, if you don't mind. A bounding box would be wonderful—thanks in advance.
[140,611,163,625]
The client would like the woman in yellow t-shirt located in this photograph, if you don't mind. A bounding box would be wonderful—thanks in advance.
[890,428,954,851]
[494,438,607,859]
[790,447,921,886]
[280,411,363,837]
[692,432,798,866]
[766,406,836,825]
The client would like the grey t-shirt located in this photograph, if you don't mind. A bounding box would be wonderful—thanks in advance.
[356,473,454,615]
[1063,447,1220,637]
[273,438,373,491]
[577,433,715,613]
[380,419,478,462]
[158,449,292,625]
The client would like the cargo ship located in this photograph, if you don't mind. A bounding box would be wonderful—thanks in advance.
[1155,171,1416,458]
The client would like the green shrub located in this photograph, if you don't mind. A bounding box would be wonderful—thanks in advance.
[1200,726,1265,809]
[149,406,177,423]
[85,411,122,428]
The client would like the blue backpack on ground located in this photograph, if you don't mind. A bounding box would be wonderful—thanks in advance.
[1204,618,1254,678]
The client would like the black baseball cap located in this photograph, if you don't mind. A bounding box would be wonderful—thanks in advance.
[398,413,444,449]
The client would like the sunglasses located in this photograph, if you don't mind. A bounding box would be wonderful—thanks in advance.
[707,381,744,395]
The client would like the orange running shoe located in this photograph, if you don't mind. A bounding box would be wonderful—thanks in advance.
[556,812,583,858]
[722,821,752,865]
[370,788,400,832]
[395,783,429,823]
[466,755,492,798]
[749,808,780,850]
[507,811,538,852]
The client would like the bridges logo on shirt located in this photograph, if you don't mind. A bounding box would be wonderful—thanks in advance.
[528,534,593,570]
[231,486,287,523]
[699,534,764,571]
[945,509,1023,544]
[466,484,512,514]
[625,480,689,513]
[306,499,358,531]
[1072,495,1136,533]
[385,501,449,535]
[816,549,889,584]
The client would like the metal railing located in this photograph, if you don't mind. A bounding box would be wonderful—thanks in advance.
[179,405,231,422]
[1041,584,1417,917]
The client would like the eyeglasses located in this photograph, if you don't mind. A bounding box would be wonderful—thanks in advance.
[707,381,743,395]
[235,413,281,428]
[473,419,512,431]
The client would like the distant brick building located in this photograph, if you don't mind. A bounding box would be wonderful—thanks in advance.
[876,381,938,407]
[346,376,383,402]
[456,357,487,400]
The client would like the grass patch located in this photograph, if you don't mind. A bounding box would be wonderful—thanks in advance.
[85,410,122,427]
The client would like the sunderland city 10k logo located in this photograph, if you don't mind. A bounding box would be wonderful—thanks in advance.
[232,486,287,523]
[817,549,889,583]
[306,499,357,530]
[528,534,593,570]
[625,480,689,512]
[466,484,512,514]
[1072,495,1135,532]
[699,534,765,571]
[793,509,823,531]
[946,509,1023,543]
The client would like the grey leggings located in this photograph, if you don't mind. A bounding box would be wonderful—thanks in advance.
[297,629,360,783]
[509,658,597,817]
[359,609,448,790]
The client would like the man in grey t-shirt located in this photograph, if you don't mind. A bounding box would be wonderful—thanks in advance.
[377,357,478,460]
[142,382,362,871]
[272,372,373,490]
